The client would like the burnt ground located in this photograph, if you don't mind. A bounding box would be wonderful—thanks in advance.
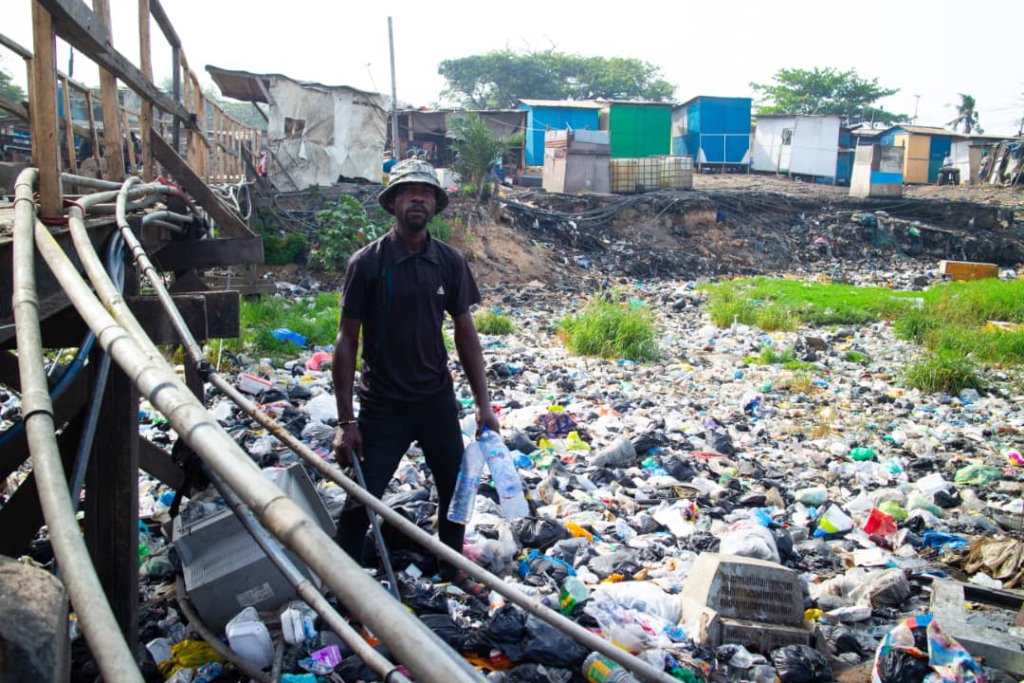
[448,173,1024,291]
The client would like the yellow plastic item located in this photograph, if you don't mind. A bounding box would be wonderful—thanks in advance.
[805,608,823,622]
[565,522,594,542]
[565,431,591,452]
[602,573,626,583]
[157,640,226,678]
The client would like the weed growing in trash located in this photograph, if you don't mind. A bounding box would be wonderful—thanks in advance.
[745,346,816,370]
[428,215,452,243]
[475,310,515,335]
[902,352,985,394]
[844,350,871,364]
[255,207,308,265]
[309,196,386,271]
[557,298,659,362]
[209,293,341,365]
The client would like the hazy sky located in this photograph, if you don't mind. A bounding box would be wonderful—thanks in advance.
[4,0,1022,134]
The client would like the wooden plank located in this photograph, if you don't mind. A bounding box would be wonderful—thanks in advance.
[85,90,102,172]
[148,0,180,48]
[138,0,154,181]
[0,31,34,60]
[30,2,62,216]
[150,129,256,239]
[60,77,77,173]
[939,260,1000,282]
[152,236,264,270]
[0,93,92,142]
[139,438,185,490]
[121,107,137,175]
[92,0,125,181]
[83,348,139,652]
[38,0,201,138]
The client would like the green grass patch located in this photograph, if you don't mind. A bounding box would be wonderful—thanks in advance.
[429,216,452,243]
[475,309,515,335]
[745,346,817,370]
[558,298,659,362]
[212,292,341,365]
[844,350,870,364]
[902,352,985,394]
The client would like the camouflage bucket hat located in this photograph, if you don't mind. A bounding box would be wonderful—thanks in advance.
[378,159,449,215]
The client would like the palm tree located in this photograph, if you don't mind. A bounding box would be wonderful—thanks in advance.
[948,93,981,134]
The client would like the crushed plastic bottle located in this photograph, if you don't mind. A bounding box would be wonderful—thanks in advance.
[479,427,530,519]
[448,441,485,525]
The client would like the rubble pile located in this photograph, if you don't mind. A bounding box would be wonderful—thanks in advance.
[115,265,1024,683]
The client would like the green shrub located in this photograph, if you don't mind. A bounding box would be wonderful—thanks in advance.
[475,309,514,335]
[558,298,659,362]
[310,196,386,271]
[429,216,452,243]
[255,207,308,265]
[212,292,341,365]
[902,353,984,394]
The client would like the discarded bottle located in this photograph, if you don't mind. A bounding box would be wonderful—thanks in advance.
[479,427,530,519]
[447,441,485,525]
[582,652,640,683]
[560,576,588,615]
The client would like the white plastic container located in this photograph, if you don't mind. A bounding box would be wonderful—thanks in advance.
[226,607,274,670]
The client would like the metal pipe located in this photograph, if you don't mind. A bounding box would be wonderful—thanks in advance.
[45,189,483,683]
[351,454,400,599]
[175,575,271,683]
[141,209,193,226]
[12,167,143,683]
[207,466,411,683]
[74,178,676,682]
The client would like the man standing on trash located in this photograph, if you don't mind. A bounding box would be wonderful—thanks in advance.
[331,158,499,595]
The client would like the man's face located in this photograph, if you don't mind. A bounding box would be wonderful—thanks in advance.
[389,183,437,231]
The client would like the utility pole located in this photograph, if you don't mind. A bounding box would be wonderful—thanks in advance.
[913,94,921,124]
[388,17,399,157]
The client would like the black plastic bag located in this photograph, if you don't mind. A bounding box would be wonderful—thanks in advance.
[501,615,588,668]
[548,537,595,568]
[587,550,643,579]
[513,516,571,550]
[463,605,528,656]
[398,577,449,615]
[419,613,468,652]
[770,645,833,683]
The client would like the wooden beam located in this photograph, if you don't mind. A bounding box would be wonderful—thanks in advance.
[92,0,125,181]
[31,1,62,216]
[38,0,202,138]
[121,107,137,175]
[138,0,154,180]
[153,237,264,270]
[60,76,77,174]
[0,93,93,142]
[85,89,102,172]
[148,0,180,48]
[150,129,256,238]
[139,438,185,490]
[0,31,34,60]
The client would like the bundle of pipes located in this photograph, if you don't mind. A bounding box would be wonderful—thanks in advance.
[12,168,678,683]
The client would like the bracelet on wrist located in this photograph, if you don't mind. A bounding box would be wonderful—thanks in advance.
[338,419,358,426]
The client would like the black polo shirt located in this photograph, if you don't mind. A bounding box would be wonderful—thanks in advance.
[341,228,481,408]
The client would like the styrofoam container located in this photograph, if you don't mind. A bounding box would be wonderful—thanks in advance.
[226,607,274,669]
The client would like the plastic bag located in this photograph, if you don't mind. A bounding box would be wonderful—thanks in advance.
[587,550,644,579]
[872,614,984,683]
[852,568,911,609]
[770,644,833,683]
[513,516,571,550]
[584,598,674,651]
[398,577,450,615]
[420,613,469,652]
[464,605,528,656]
[719,521,780,564]
[501,615,588,668]
[302,393,338,423]
[953,463,1001,486]
[464,522,520,574]
[591,437,638,468]
[157,640,226,679]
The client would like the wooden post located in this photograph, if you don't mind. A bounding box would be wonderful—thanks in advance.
[59,76,77,174]
[138,0,154,180]
[83,248,139,654]
[30,2,62,216]
[93,0,125,180]
[122,108,137,175]
[85,90,102,173]
[171,45,180,153]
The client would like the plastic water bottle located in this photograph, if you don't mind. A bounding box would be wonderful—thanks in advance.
[447,441,484,524]
[582,652,639,683]
[478,427,530,519]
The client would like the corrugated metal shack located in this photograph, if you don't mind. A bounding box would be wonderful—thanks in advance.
[672,96,752,169]
[879,125,964,184]
[752,114,843,182]
[396,109,527,176]
[517,99,603,166]
[598,100,672,159]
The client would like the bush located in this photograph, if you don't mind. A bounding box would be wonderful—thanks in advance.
[475,310,514,335]
[902,353,984,394]
[211,292,341,366]
[310,196,385,271]
[255,207,308,265]
[558,298,659,362]
[429,216,452,243]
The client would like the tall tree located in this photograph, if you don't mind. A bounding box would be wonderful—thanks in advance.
[0,66,26,102]
[947,93,982,134]
[438,51,674,109]
[751,67,906,127]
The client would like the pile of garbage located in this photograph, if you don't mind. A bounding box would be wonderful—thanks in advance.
[117,270,1024,683]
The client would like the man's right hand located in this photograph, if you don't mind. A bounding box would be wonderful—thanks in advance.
[332,423,363,466]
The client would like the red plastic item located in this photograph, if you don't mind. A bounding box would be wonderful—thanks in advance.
[863,508,897,538]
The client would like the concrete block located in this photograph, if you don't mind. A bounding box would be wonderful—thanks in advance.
[929,579,1024,675]
[0,555,69,682]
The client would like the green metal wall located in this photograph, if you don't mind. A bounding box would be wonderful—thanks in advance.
[609,105,672,158]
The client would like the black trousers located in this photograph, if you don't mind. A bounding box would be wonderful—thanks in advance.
[336,387,465,580]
